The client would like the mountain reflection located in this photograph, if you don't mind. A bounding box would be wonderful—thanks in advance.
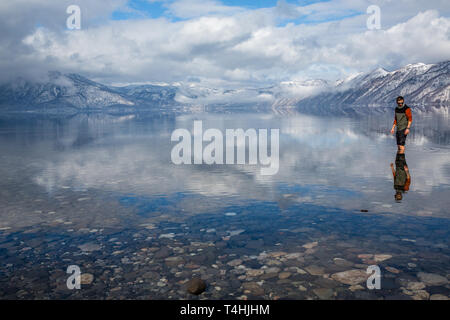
[0,112,448,232]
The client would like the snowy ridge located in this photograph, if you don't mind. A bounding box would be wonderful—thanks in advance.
[0,61,448,113]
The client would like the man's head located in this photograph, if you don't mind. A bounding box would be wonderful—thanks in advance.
[396,96,405,107]
[395,191,403,201]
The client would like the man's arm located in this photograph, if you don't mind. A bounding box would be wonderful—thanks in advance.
[405,108,412,135]
[391,117,396,134]
[404,166,411,191]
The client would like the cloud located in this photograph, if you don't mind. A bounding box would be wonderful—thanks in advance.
[0,0,449,86]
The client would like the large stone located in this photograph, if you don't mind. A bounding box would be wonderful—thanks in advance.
[331,269,369,285]
[305,265,325,276]
[186,278,206,295]
[417,272,448,286]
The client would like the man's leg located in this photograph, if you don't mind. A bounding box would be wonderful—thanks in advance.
[396,129,406,154]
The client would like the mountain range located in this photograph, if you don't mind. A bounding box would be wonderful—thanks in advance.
[0,61,448,114]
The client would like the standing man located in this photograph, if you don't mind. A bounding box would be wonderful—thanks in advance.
[390,96,412,154]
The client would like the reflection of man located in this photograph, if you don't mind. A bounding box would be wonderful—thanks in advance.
[390,96,412,154]
[390,152,411,201]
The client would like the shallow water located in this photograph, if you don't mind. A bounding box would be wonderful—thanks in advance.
[0,111,449,300]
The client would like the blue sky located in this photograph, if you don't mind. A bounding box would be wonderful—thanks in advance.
[111,0,361,24]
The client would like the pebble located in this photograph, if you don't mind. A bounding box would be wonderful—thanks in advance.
[78,243,101,252]
[186,278,206,295]
[80,273,94,285]
[227,259,243,267]
[242,282,264,296]
[333,258,354,267]
[228,230,245,236]
[417,272,448,286]
[407,282,426,290]
[313,288,334,300]
[302,242,318,249]
[411,290,429,300]
[305,265,325,276]
[159,233,175,239]
[164,256,184,267]
[374,254,392,262]
[278,272,291,279]
[349,285,364,292]
[246,269,264,277]
[430,294,450,300]
[285,252,302,259]
[385,266,400,274]
[265,267,281,274]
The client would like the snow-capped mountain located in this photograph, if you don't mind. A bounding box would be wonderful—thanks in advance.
[292,61,450,114]
[0,72,137,112]
[0,60,448,114]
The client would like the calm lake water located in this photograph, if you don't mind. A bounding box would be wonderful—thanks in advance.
[0,110,449,300]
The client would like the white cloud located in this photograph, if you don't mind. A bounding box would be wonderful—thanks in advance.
[1,0,449,86]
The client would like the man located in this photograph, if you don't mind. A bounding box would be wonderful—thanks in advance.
[390,96,412,154]
[390,152,411,202]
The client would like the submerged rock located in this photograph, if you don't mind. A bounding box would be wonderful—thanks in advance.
[313,288,334,300]
[78,243,101,252]
[186,278,206,295]
[80,273,94,285]
[302,242,318,249]
[374,254,392,262]
[242,282,264,296]
[227,259,243,267]
[305,265,325,276]
[417,272,448,286]
[407,282,426,290]
[246,269,264,277]
[430,294,450,300]
[333,258,354,267]
[385,266,400,274]
[331,270,368,285]
[278,272,291,280]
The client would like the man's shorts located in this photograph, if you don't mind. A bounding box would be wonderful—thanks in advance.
[396,129,407,146]
[395,152,407,167]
